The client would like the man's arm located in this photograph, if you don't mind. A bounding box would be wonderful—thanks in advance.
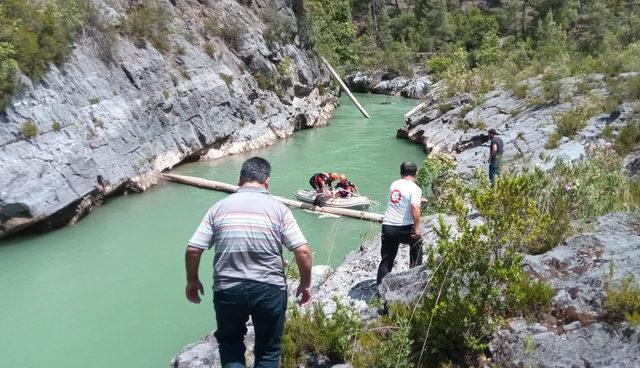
[489,142,497,163]
[292,244,312,305]
[185,246,205,303]
[411,202,421,239]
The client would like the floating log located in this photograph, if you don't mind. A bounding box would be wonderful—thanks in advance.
[163,173,384,223]
[404,101,427,120]
[321,56,370,119]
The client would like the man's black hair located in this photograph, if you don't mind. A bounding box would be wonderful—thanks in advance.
[400,161,417,177]
[488,128,498,136]
[239,157,271,185]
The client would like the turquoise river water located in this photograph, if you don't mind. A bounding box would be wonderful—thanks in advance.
[0,94,424,368]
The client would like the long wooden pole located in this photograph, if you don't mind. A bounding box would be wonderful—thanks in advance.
[163,173,384,223]
[321,57,370,119]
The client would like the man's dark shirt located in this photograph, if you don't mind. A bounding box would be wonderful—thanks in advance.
[490,136,504,161]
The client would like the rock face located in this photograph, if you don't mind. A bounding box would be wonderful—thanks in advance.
[0,0,338,238]
[490,212,640,367]
[344,69,432,99]
[401,75,636,177]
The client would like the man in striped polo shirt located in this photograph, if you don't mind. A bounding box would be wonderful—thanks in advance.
[184,157,312,368]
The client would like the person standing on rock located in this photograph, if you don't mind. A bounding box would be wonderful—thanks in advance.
[184,157,312,368]
[488,129,504,186]
[376,161,424,286]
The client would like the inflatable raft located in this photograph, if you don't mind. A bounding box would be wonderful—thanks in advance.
[294,190,371,211]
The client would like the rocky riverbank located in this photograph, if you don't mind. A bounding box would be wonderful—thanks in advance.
[0,0,338,238]
[399,74,638,177]
[343,68,432,99]
[173,211,640,368]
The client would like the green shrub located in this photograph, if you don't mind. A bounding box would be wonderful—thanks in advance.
[124,0,172,52]
[175,44,186,55]
[219,73,233,88]
[513,83,528,99]
[506,274,555,320]
[277,56,293,78]
[282,301,362,367]
[614,119,640,154]
[0,42,18,110]
[416,153,457,192]
[437,103,452,113]
[203,41,215,57]
[426,55,452,78]
[51,120,62,131]
[215,23,245,50]
[554,105,599,138]
[88,96,99,105]
[0,0,89,108]
[546,130,561,149]
[542,79,561,105]
[604,266,640,326]
[21,119,39,138]
[162,89,169,99]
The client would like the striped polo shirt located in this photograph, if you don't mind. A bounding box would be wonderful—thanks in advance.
[188,186,307,291]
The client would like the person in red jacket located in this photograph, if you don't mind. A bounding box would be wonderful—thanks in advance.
[309,172,339,194]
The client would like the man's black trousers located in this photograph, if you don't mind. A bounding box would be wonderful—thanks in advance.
[376,224,424,285]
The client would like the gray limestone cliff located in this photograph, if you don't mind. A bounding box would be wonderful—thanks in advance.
[0,0,338,238]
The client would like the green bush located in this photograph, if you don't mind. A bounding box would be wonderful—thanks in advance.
[415,153,457,193]
[554,105,600,138]
[215,23,245,51]
[282,301,362,367]
[604,265,640,326]
[124,0,172,52]
[219,73,233,88]
[51,120,62,131]
[21,119,39,138]
[203,41,215,57]
[506,274,555,320]
[0,0,89,109]
[614,118,640,154]
[0,42,18,110]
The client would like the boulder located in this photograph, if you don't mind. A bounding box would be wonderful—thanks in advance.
[490,212,640,367]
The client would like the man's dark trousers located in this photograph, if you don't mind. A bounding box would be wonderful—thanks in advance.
[376,224,423,285]
[213,280,287,368]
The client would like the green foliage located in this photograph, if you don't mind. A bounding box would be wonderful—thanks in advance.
[277,57,293,79]
[614,117,640,154]
[373,318,413,368]
[21,119,39,138]
[51,120,62,131]
[203,41,215,57]
[88,96,99,105]
[554,104,602,138]
[0,0,89,108]
[512,83,528,99]
[506,274,555,320]
[0,42,18,110]
[604,265,640,326]
[214,23,245,51]
[306,0,358,69]
[124,0,172,52]
[415,153,457,192]
[282,301,362,366]
[476,32,502,67]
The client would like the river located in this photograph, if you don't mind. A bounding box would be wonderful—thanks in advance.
[0,94,424,368]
